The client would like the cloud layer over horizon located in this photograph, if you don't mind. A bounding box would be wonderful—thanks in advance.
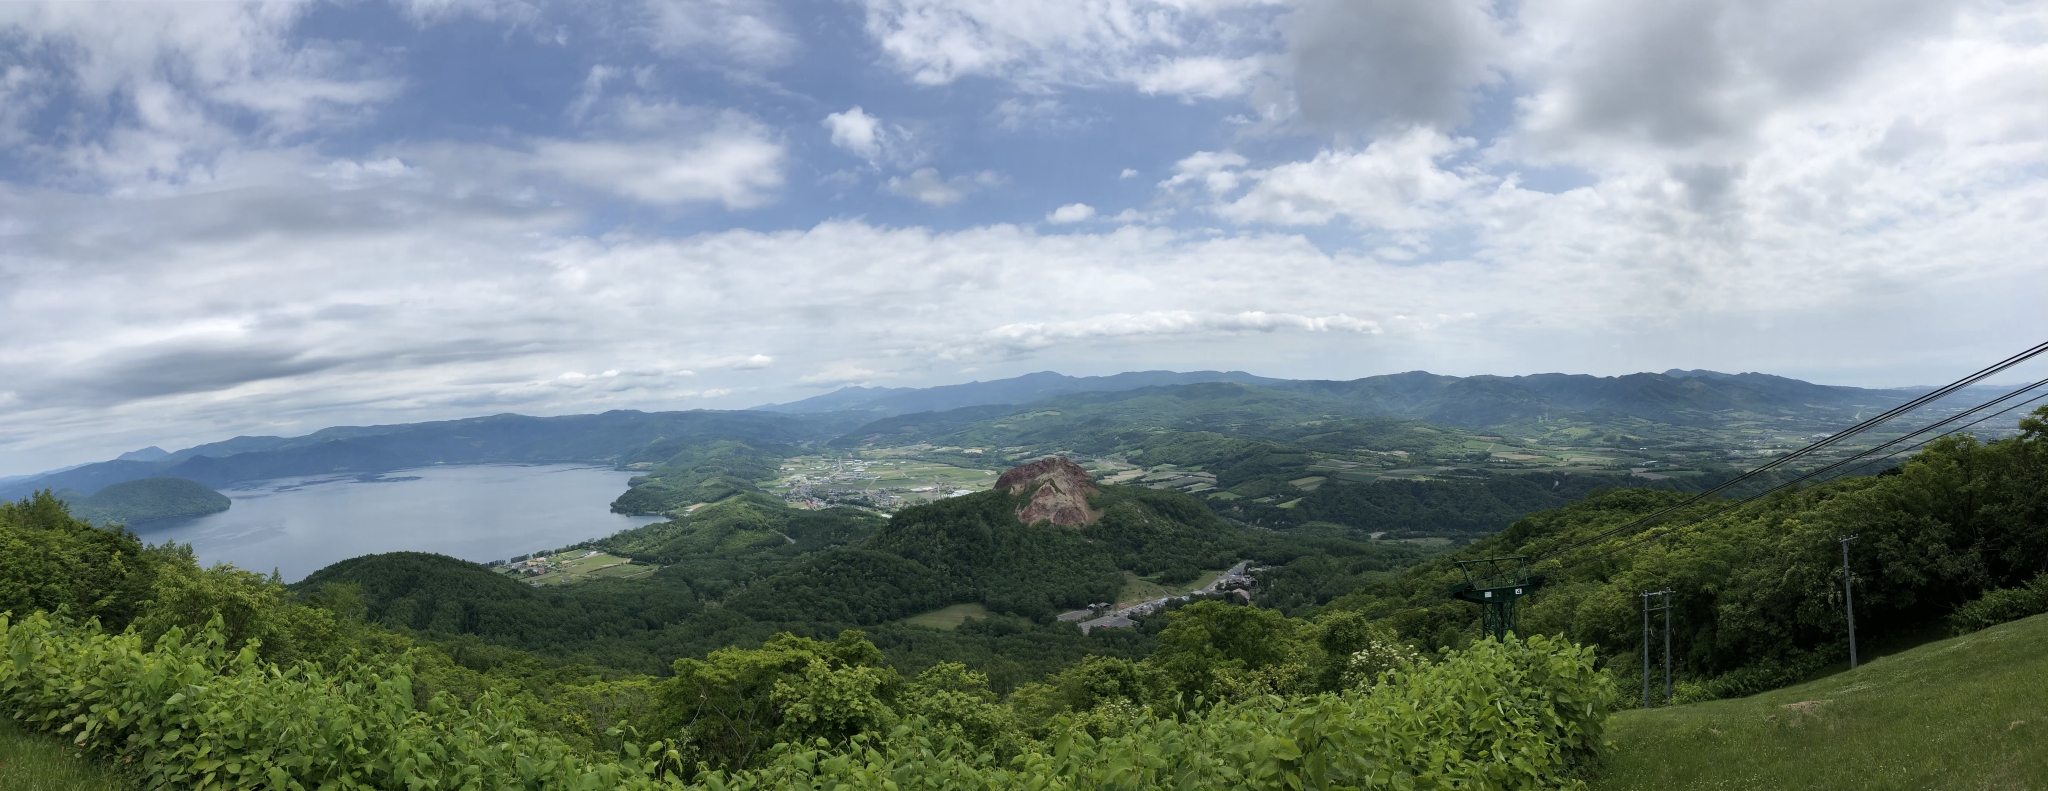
[1,0,2044,472]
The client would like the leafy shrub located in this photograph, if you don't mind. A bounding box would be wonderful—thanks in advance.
[1949,574,2048,635]
[0,611,686,791]
[704,634,1615,791]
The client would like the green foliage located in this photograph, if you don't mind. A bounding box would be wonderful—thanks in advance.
[133,552,352,670]
[1947,572,2048,635]
[1337,408,2048,700]
[60,478,229,526]
[610,441,791,516]
[700,634,1614,791]
[0,612,688,791]
[0,492,166,631]
[659,631,897,771]
[1151,601,1318,701]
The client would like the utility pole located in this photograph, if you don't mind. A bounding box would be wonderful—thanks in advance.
[1841,535,1860,669]
[1641,592,1651,709]
[1641,589,1674,707]
[1664,588,1673,707]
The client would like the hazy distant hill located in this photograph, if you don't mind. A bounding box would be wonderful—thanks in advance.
[830,382,1463,455]
[775,367,1928,438]
[753,370,1284,416]
[1267,370,1915,428]
[1,410,864,501]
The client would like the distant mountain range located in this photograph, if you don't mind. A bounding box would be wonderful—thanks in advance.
[777,367,1929,431]
[12,367,2011,502]
[0,410,862,501]
[751,370,1283,416]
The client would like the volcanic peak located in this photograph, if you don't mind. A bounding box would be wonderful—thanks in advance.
[995,456,1102,527]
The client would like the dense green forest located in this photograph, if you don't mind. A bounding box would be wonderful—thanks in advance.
[1330,407,2048,703]
[56,476,230,525]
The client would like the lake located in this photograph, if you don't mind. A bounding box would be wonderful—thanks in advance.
[131,464,666,582]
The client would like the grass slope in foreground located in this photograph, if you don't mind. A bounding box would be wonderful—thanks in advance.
[0,717,131,791]
[1598,611,2048,791]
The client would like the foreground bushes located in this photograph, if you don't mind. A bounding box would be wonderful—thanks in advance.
[1,609,1611,791]
[711,634,1613,791]
[0,611,683,791]
[1950,573,2048,635]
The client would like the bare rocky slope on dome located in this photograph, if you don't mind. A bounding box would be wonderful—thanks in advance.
[993,456,1103,527]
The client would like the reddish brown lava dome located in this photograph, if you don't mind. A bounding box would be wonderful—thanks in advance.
[994,456,1103,527]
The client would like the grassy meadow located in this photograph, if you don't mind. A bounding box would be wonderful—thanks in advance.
[0,718,131,791]
[1596,612,2048,791]
[900,602,991,630]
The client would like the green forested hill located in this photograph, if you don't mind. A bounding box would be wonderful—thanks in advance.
[1330,409,2048,701]
[59,476,229,525]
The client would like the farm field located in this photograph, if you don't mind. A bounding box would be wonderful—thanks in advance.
[500,551,657,586]
[901,602,992,630]
[1595,612,2048,791]
[769,451,1000,513]
[1115,568,1226,607]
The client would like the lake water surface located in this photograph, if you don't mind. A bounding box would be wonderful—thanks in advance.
[132,464,665,582]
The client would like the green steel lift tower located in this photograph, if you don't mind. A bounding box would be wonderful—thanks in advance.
[1449,556,1544,640]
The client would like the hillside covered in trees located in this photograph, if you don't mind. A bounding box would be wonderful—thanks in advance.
[56,476,230,525]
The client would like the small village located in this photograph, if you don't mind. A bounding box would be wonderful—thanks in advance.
[769,454,994,513]
[488,549,657,586]
[1061,560,1260,635]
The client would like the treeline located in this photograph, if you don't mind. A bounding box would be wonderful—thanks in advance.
[1335,407,2048,702]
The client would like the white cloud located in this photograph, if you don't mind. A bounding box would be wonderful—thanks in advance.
[800,363,882,386]
[951,310,1381,359]
[0,2,400,188]
[531,106,785,208]
[641,0,799,69]
[1046,203,1096,223]
[1161,150,1249,194]
[1,0,2044,476]
[884,168,1001,207]
[1205,128,1482,229]
[1120,168,1138,179]
[857,0,1282,98]
[824,107,885,161]
[1132,56,1264,100]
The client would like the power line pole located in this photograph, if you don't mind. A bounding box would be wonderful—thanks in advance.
[1663,588,1673,707]
[1641,591,1651,709]
[1841,535,1860,669]
[1640,589,1674,707]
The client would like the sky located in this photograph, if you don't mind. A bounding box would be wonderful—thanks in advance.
[1,0,2045,474]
